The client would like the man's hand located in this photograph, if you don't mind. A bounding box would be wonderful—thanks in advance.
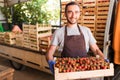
[48,60,56,74]
[105,58,109,62]
[90,44,104,59]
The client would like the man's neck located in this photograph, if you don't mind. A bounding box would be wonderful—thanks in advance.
[67,23,78,28]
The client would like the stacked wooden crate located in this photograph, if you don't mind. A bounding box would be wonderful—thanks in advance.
[15,32,23,47]
[36,24,52,37]
[28,24,39,51]
[0,32,5,43]
[77,1,82,25]
[22,24,30,49]
[22,23,52,51]
[82,0,96,35]
[30,24,52,51]
[4,32,16,45]
[95,0,110,49]
[61,1,67,26]
[39,36,51,54]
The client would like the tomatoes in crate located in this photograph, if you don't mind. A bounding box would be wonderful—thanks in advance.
[55,57,110,73]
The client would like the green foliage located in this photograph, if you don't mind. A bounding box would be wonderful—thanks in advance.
[13,0,48,24]
[0,0,60,25]
[0,6,12,23]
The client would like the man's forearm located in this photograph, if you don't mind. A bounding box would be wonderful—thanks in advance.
[90,44,104,58]
[46,45,56,61]
[46,51,54,61]
[95,49,104,59]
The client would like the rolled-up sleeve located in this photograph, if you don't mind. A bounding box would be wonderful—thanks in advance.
[51,30,59,46]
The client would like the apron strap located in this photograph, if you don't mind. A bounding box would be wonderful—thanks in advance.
[65,24,82,37]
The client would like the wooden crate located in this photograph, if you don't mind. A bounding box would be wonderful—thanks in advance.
[95,17,108,48]
[22,24,29,31]
[97,0,110,15]
[39,36,51,53]
[4,32,16,45]
[29,37,40,51]
[29,45,39,51]
[4,32,16,39]
[29,24,52,38]
[83,0,96,7]
[55,63,114,80]
[96,15,107,23]
[22,23,52,51]
[29,43,39,51]
[38,31,52,38]
[82,15,96,34]
[97,7,109,15]
[0,32,5,43]
[29,38,39,45]
[95,32,105,49]
[23,36,30,48]
[4,39,16,45]
[40,45,48,53]
[83,15,95,23]
[97,0,110,7]
[15,33,23,47]
[78,15,83,24]
[61,13,66,19]
[0,65,14,80]
[82,7,96,15]
[23,43,30,49]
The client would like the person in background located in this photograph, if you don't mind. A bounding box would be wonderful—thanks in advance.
[46,1,108,78]
[12,24,22,33]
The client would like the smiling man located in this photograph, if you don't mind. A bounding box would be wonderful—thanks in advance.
[46,1,105,76]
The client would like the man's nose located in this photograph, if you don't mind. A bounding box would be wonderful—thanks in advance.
[72,12,76,17]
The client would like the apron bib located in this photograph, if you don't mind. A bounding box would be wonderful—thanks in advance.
[61,25,88,58]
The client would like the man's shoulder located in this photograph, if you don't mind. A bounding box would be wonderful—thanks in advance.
[55,26,65,33]
[53,26,65,36]
[79,25,90,31]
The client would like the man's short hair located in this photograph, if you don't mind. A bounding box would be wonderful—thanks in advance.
[65,1,80,13]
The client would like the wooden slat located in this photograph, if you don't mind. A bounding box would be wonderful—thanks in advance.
[97,7,109,15]
[83,0,96,6]
[83,15,95,23]
[83,23,95,27]
[97,41,104,45]
[97,0,110,6]
[55,63,114,80]
[82,7,96,15]
[96,36,104,40]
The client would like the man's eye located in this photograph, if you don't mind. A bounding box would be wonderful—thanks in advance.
[67,11,72,13]
[75,11,80,14]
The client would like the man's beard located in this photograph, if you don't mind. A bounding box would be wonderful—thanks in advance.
[66,17,78,24]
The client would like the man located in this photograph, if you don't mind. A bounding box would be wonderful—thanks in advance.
[46,1,105,74]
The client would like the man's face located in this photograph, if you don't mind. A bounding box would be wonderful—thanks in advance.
[65,5,80,24]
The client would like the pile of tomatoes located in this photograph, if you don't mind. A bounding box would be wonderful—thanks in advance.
[55,57,110,73]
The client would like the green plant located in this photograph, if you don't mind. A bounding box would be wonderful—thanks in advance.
[0,6,12,23]
[0,0,60,25]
